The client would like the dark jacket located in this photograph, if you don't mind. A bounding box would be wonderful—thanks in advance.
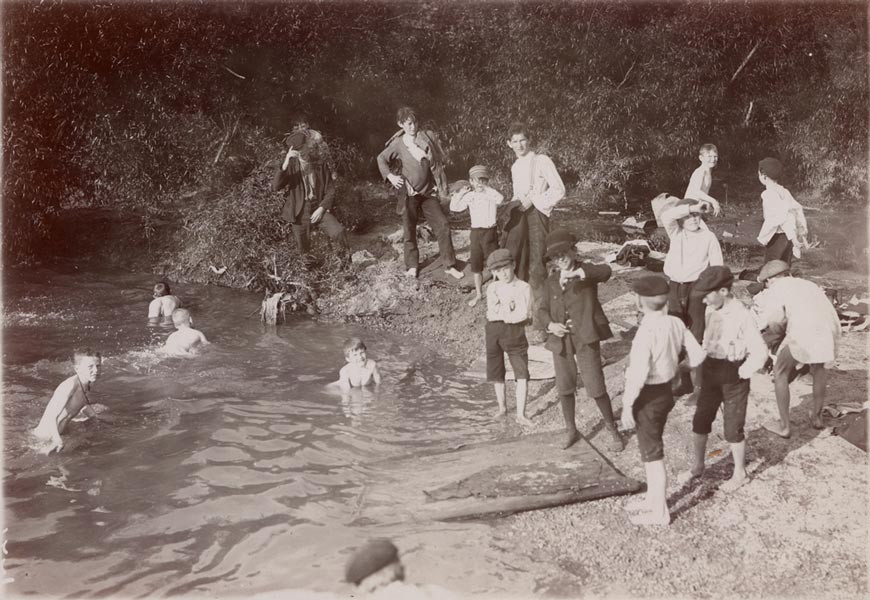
[271,158,335,222]
[538,262,613,355]
[376,129,449,213]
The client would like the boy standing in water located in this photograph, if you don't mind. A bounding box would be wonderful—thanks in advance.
[33,349,102,454]
[163,308,209,356]
[148,281,180,325]
[621,276,705,526]
[485,248,533,425]
[338,338,381,391]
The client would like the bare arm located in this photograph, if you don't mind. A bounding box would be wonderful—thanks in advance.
[370,361,382,386]
[338,366,352,392]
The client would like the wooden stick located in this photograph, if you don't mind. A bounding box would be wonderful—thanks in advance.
[213,119,238,165]
[616,60,637,90]
[222,65,246,80]
[730,40,762,83]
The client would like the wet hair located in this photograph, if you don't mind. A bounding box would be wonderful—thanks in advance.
[172,308,191,327]
[73,348,101,366]
[507,122,531,141]
[395,106,418,124]
[343,337,366,356]
[639,294,669,311]
[154,281,171,296]
[699,143,718,155]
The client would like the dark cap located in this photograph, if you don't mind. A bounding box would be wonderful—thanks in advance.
[486,248,514,271]
[469,165,490,180]
[632,275,669,297]
[675,198,700,207]
[758,157,783,181]
[544,229,577,259]
[283,130,309,150]
[692,266,734,296]
[448,179,470,194]
[345,539,400,585]
[758,259,790,283]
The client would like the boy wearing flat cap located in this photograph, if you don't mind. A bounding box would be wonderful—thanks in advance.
[621,275,705,526]
[660,197,723,402]
[677,266,767,492]
[485,248,533,425]
[757,157,808,265]
[450,164,504,307]
[756,260,841,437]
[538,228,623,452]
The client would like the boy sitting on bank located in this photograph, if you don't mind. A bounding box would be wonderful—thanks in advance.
[163,308,209,356]
[621,276,706,526]
[338,338,381,392]
[450,165,504,307]
[756,157,808,265]
[678,266,768,492]
[33,349,103,454]
[484,248,533,425]
[148,281,180,325]
[684,143,723,214]
[661,197,723,401]
[539,229,624,452]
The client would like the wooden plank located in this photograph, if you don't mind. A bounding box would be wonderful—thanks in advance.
[352,432,642,523]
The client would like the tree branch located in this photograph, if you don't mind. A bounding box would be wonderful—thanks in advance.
[730,40,762,83]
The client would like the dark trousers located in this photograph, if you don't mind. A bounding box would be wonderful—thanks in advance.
[504,207,550,328]
[667,280,706,343]
[765,233,793,265]
[692,358,750,443]
[402,193,456,270]
[290,202,347,255]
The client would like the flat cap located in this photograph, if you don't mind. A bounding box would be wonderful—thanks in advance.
[758,157,783,181]
[486,248,514,271]
[758,259,790,283]
[468,165,490,180]
[632,275,670,297]
[675,198,700,207]
[692,266,734,295]
[284,130,309,150]
[544,229,577,259]
[448,179,470,194]
[345,539,400,585]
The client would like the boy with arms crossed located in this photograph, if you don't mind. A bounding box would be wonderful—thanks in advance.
[485,249,533,425]
[678,266,768,491]
[621,276,706,526]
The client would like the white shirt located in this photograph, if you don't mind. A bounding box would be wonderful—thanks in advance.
[510,152,565,217]
[449,186,504,228]
[757,183,808,258]
[762,276,841,364]
[486,278,532,324]
[623,311,706,406]
[661,204,723,282]
[703,297,769,378]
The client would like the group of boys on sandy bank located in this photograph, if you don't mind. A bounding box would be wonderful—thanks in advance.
[34,112,839,531]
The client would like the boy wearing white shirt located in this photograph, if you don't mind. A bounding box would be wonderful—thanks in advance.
[660,197,723,400]
[484,249,533,426]
[621,276,706,526]
[678,266,768,492]
[450,165,504,307]
[756,157,808,264]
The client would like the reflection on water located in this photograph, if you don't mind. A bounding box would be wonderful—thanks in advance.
[2,267,532,597]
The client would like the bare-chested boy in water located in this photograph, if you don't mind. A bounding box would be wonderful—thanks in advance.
[338,338,381,392]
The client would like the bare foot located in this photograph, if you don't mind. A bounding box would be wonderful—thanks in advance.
[445,267,464,280]
[810,415,825,430]
[516,415,534,427]
[406,267,418,278]
[562,429,581,450]
[676,467,704,485]
[762,421,791,438]
[467,294,481,308]
[629,507,671,526]
[721,472,749,492]
[493,407,507,418]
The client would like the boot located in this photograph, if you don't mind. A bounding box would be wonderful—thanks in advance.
[594,395,625,453]
[560,394,580,449]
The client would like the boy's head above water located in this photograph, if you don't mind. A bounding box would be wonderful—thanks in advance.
[73,348,101,383]
[171,308,192,328]
[153,281,171,297]
[343,338,367,365]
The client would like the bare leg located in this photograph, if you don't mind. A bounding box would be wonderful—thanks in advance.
[810,364,828,429]
[677,433,707,484]
[515,379,533,426]
[629,460,671,526]
[764,362,793,438]
[493,382,507,417]
[721,440,748,492]
[468,273,483,307]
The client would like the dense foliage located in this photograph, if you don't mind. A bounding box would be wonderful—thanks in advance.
[3,1,867,275]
